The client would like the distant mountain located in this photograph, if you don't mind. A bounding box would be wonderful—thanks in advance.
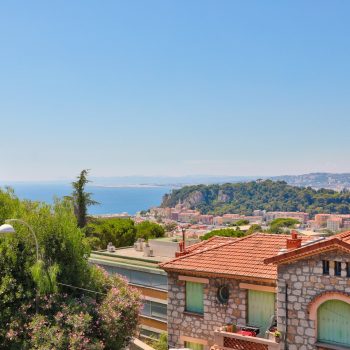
[90,175,257,187]
[161,180,350,216]
[4,173,350,191]
[271,173,350,191]
[91,173,350,191]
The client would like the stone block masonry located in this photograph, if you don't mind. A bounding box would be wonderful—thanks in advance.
[167,272,275,349]
[277,250,350,350]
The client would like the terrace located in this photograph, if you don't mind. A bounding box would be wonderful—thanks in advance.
[213,325,280,350]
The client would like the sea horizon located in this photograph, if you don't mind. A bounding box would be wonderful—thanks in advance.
[0,182,172,215]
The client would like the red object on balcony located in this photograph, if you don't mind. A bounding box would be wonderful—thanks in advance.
[236,330,256,337]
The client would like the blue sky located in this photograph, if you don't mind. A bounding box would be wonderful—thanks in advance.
[0,1,349,181]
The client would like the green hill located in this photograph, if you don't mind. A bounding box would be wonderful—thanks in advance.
[161,180,350,216]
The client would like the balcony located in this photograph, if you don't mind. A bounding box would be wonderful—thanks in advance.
[213,327,280,350]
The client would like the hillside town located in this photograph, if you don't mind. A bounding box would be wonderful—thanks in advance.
[147,204,350,237]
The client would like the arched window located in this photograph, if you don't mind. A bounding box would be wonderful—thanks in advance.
[317,300,350,347]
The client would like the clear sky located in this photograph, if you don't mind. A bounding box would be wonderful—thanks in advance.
[1,1,349,181]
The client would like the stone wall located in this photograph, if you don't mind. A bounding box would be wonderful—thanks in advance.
[167,272,274,349]
[277,250,350,350]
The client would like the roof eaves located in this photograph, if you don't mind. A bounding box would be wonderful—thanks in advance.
[159,266,276,284]
[264,238,350,265]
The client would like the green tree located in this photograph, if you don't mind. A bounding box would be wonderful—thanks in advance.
[246,224,262,235]
[235,219,250,226]
[136,221,165,240]
[200,228,245,241]
[85,218,137,250]
[268,218,300,234]
[164,222,177,232]
[72,169,98,228]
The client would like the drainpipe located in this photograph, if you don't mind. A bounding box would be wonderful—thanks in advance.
[285,283,289,350]
[182,227,186,251]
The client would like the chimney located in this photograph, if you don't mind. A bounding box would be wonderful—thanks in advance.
[175,241,187,257]
[286,230,302,249]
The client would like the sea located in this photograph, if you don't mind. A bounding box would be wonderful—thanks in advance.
[1,183,173,215]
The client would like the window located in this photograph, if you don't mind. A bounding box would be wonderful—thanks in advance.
[98,264,167,290]
[140,328,161,340]
[248,290,276,337]
[322,260,330,275]
[334,261,342,276]
[347,263,350,277]
[184,341,204,350]
[186,282,204,314]
[141,300,167,320]
[318,300,350,347]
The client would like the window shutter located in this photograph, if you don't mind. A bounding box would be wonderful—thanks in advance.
[186,282,204,314]
[318,300,350,347]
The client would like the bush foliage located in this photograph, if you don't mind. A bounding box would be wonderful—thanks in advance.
[0,188,141,349]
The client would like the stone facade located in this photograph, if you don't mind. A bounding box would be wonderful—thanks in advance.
[166,249,350,350]
[167,272,275,349]
[277,250,350,350]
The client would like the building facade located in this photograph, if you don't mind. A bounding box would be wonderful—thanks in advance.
[162,232,350,350]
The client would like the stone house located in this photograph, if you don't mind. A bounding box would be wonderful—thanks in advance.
[265,231,350,350]
[161,231,350,350]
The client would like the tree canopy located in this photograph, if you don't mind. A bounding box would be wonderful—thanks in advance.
[268,218,300,234]
[161,180,350,216]
[84,218,166,250]
[200,228,245,241]
[85,217,137,250]
[135,220,165,240]
[72,169,98,228]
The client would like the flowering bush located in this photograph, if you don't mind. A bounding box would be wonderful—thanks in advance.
[98,274,142,349]
[0,191,142,349]
[5,270,141,349]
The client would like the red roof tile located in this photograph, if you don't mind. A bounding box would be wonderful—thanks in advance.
[185,236,237,254]
[160,233,311,281]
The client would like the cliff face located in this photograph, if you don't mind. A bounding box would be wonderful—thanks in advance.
[217,190,230,203]
[182,190,205,208]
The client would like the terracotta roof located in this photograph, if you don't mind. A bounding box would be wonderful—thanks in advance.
[265,230,350,265]
[184,236,237,254]
[160,233,311,281]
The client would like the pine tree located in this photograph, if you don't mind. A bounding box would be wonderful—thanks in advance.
[72,169,98,228]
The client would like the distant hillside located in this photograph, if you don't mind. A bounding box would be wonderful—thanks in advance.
[272,173,350,191]
[161,180,350,216]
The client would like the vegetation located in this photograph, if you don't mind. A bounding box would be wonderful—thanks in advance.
[232,219,250,226]
[161,180,350,216]
[151,333,168,350]
[85,218,137,250]
[246,224,262,235]
[85,218,165,250]
[164,222,177,233]
[200,228,245,241]
[71,169,98,228]
[267,218,300,234]
[0,188,141,349]
[136,220,165,240]
[201,218,300,240]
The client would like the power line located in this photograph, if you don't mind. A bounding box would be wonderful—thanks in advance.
[57,282,107,296]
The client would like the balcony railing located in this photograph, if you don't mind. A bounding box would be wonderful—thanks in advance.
[213,327,280,350]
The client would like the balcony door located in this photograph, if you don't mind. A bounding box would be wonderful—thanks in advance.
[248,290,275,337]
